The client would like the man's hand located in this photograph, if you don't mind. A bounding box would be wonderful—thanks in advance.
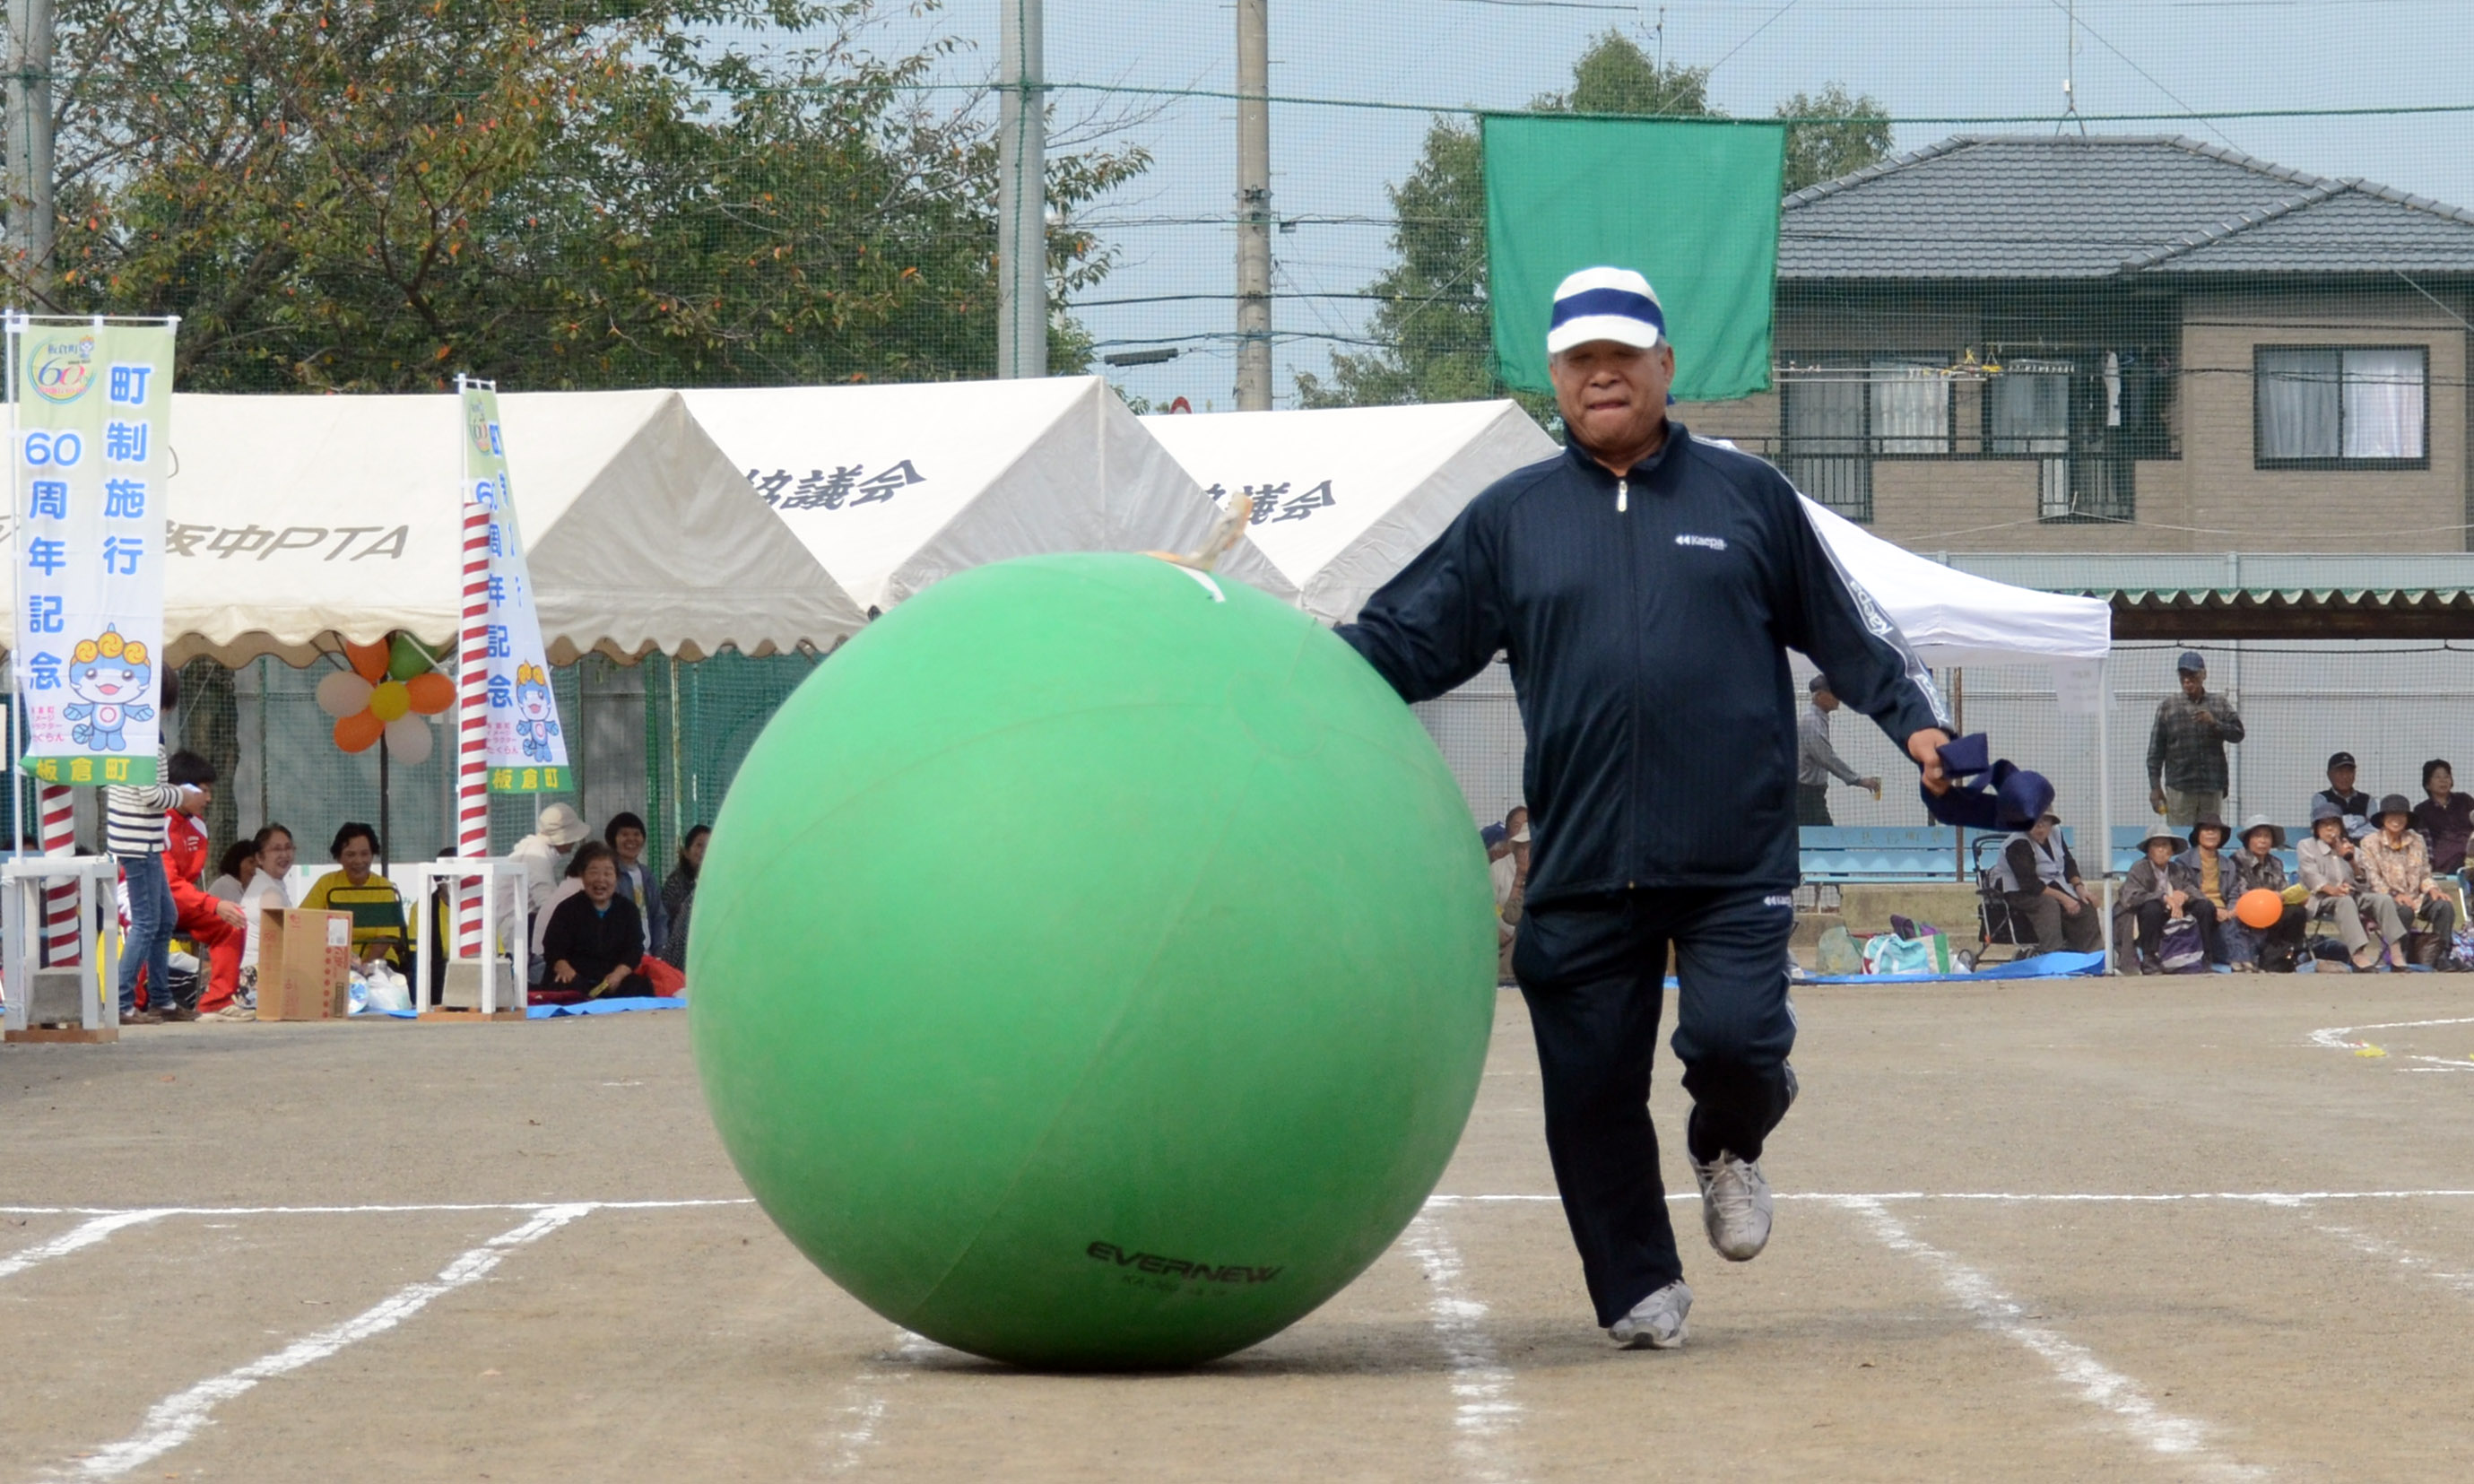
[214,899,247,931]
[551,959,577,985]
[1906,729,1954,795]
[2149,786,2168,815]
[2192,709,2215,728]
[2057,893,2083,916]
[1859,776,1882,798]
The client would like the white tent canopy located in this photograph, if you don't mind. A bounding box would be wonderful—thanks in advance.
[149,389,864,665]
[1142,401,1559,622]
[683,376,1280,614]
[1798,496,2113,668]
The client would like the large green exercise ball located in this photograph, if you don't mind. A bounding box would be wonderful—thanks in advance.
[690,552,1495,1369]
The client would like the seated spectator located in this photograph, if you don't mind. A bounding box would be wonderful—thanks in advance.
[2298,799,2399,970]
[502,802,589,957]
[2118,826,2200,974]
[2411,759,2474,876]
[235,823,299,1005]
[657,824,710,972]
[2315,751,2374,841]
[604,811,666,958]
[161,751,247,1019]
[539,841,654,1003]
[2170,815,2236,966]
[302,822,408,971]
[206,839,256,902]
[1996,811,2101,955]
[1492,808,1530,985]
[2223,814,2305,972]
[2357,794,2460,970]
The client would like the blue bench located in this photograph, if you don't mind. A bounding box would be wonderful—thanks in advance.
[1799,826,1969,883]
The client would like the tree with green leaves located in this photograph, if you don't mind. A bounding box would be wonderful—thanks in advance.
[33,0,1144,391]
[1298,30,1890,409]
[1778,84,1896,195]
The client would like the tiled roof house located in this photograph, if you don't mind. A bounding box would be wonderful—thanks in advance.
[1683,135,2474,551]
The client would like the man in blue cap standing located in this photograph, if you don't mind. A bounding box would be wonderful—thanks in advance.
[2146,652,2244,827]
[1337,266,1953,1350]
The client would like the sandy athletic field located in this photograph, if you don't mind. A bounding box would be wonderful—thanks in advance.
[4,977,2471,1481]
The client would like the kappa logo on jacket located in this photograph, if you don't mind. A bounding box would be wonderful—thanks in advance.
[1675,534,1729,551]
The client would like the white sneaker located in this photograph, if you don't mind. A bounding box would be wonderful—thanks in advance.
[1692,1150,1774,1262]
[1609,1279,1691,1349]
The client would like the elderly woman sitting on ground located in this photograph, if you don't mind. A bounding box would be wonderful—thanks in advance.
[539,841,655,1004]
[2299,798,2399,971]
[2222,813,2307,972]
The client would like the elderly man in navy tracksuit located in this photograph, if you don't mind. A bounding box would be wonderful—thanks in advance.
[1337,266,1953,1349]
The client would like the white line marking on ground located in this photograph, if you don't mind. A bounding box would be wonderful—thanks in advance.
[2310,1220,2474,1303]
[0,1211,169,1281]
[6,1191,2471,1222]
[0,1198,751,1218]
[1425,1190,2474,1207]
[60,1203,593,1480]
[1841,1197,2266,1481]
[820,1329,942,1473]
[1401,1214,1524,1484]
[2308,1016,2474,1054]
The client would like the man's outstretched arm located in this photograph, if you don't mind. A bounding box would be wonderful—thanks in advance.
[1334,502,1510,705]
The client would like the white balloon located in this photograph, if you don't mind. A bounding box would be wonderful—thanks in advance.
[316,670,374,719]
[383,713,433,766]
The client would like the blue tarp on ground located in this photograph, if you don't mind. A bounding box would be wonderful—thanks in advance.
[527,995,688,1019]
[1795,950,2107,985]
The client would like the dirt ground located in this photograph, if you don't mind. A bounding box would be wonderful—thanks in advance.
[5,977,2472,1482]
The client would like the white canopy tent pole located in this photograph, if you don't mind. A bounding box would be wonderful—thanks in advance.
[2096,654,2115,969]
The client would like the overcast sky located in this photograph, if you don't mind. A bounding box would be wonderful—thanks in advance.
[846,0,2471,407]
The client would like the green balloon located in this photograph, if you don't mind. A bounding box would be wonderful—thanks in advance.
[387,631,439,681]
[691,553,1495,1369]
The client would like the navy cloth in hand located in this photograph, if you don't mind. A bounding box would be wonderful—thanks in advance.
[1920,733,2053,831]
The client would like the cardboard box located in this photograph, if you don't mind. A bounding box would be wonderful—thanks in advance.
[256,908,354,1021]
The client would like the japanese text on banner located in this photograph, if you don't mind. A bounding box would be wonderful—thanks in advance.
[12,319,175,786]
[461,384,569,792]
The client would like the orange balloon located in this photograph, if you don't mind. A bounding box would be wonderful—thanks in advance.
[334,710,385,754]
[2235,888,2284,931]
[345,639,391,684]
[404,671,456,715]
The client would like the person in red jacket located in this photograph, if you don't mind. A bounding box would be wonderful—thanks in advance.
[162,750,247,1016]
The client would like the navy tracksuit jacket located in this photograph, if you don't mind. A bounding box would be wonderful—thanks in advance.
[1336,424,1949,903]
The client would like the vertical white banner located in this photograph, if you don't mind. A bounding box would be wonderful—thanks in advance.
[459,381,569,793]
[12,318,176,787]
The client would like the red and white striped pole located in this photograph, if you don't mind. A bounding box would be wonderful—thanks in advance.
[37,780,79,965]
[454,386,492,959]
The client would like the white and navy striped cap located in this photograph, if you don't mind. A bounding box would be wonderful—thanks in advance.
[1545,266,1666,356]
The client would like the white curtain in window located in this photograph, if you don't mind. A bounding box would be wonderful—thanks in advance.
[2341,348,2426,459]
[1871,360,1949,454]
[1785,369,1866,452]
[2256,349,2339,459]
[1990,371,2069,454]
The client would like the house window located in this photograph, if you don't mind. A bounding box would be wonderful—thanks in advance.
[2255,346,2428,467]
[1988,358,2136,523]
[1780,358,1951,522]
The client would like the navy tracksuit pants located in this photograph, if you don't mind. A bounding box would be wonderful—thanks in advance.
[1512,886,1800,1327]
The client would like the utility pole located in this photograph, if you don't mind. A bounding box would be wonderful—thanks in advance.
[995,0,1046,378]
[4,0,55,302]
[1234,0,1272,411]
